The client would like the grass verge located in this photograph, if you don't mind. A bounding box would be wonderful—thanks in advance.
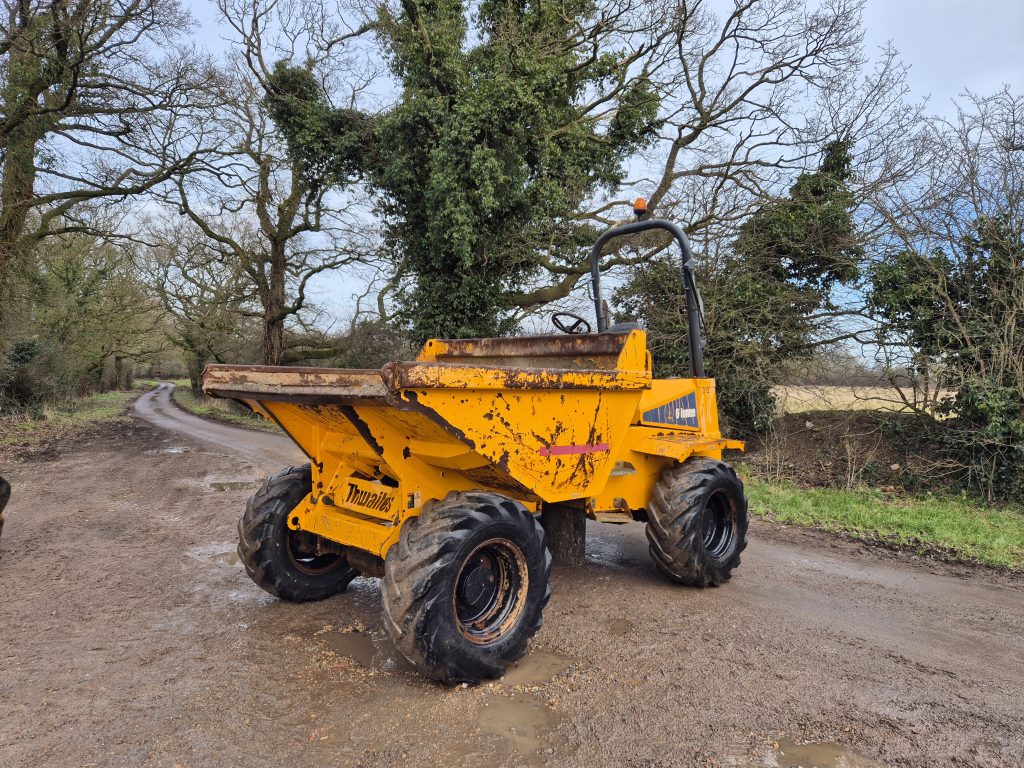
[0,382,157,449]
[169,380,278,432]
[746,475,1024,572]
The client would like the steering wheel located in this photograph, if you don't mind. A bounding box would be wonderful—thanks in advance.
[551,311,592,335]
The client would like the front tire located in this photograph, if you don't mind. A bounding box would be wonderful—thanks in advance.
[238,465,357,602]
[382,492,552,684]
[646,458,748,586]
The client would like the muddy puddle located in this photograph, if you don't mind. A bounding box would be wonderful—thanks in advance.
[773,738,883,768]
[210,550,240,566]
[585,534,645,571]
[207,480,260,492]
[186,543,242,569]
[499,649,573,686]
[609,618,634,636]
[323,628,413,674]
[143,446,190,455]
[479,691,562,757]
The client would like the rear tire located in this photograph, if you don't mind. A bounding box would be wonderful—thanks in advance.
[238,465,357,602]
[382,492,552,684]
[646,458,748,586]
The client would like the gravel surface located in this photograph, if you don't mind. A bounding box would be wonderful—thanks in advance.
[0,385,1021,767]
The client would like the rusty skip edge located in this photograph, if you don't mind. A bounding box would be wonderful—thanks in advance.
[428,332,634,358]
[202,359,652,402]
[380,362,651,391]
[201,364,387,402]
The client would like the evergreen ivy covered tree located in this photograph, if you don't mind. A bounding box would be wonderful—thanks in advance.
[265,0,661,341]
[615,141,863,432]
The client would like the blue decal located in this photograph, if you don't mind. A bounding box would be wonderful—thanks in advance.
[643,392,699,428]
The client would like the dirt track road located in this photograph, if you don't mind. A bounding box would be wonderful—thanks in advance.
[1,385,1022,767]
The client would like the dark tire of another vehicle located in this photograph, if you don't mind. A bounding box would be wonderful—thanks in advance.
[237,465,358,602]
[0,475,9,560]
[382,491,552,684]
[646,458,748,587]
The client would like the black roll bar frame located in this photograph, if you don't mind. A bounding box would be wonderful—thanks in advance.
[588,218,705,378]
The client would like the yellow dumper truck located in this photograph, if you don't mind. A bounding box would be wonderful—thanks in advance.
[203,210,747,683]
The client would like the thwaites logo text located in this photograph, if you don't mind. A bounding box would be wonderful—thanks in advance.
[642,392,699,428]
[342,478,395,515]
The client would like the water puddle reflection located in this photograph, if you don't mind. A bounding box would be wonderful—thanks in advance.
[478,691,562,756]
[210,550,240,566]
[323,628,413,674]
[499,649,573,686]
[773,738,883,768]
[208,480,259,492]
[609,618,634,636]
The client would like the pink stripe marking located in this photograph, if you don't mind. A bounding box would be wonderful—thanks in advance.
[539,442,610,457]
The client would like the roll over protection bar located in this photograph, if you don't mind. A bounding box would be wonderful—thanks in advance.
[588,218,706,378]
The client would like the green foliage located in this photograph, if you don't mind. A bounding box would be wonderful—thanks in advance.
[733,140,862,305]
[264,63,374,194]
[267,0,661,342]
[615,142,862,434]
[868,215,1024,500]
[936,383,1024,500]
[866,248,953,360]
[0,234,163,411]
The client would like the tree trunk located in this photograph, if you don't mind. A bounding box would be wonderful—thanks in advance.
[0,33,51,278]
[0,121,42,277]
[187,354,204,392]
[263,313,285,366]
[114,355,125,390]
[262,243,288,365]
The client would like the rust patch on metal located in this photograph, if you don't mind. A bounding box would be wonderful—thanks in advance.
[436,332,631,360]
[202,363,387,402]
[386,361,648,391]
[338,405,385,457]
[459,464,537,498]
[401,391,478,451]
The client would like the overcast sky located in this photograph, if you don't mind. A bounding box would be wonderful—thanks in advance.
[191,0,1024,114]
[187,0,1024,323]
[861,0,1023,112]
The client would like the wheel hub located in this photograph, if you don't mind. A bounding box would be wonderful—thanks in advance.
[458,554,498,615]
[453,538,529,645]
[701,489,737,560]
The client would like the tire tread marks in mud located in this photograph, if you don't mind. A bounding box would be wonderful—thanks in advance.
[646,458,748,586]
[382,491,552,684]
[237,464,357,602]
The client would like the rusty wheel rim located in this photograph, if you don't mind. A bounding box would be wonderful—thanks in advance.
[453,538,529,645]
[285,529,344,576]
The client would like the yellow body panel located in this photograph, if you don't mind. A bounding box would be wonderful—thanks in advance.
[202,330,744,558]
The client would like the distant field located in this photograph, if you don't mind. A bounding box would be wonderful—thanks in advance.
[772,385,950,414]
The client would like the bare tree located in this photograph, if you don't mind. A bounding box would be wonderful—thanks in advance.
[2,230,165,398]
[163,51,373,365]
[0,0,216,278]
[868,88,1024,498]
[148,220,258,388]
[509,0,922,312]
